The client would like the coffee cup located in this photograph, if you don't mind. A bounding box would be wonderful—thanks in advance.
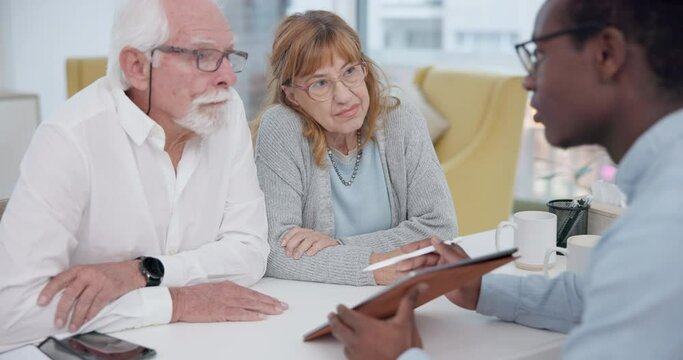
[495,211,557,270]
[543,234,601,276]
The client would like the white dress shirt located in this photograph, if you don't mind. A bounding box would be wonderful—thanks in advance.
[0,77,269,351]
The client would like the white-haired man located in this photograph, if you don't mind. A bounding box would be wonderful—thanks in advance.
[0,0,287,351]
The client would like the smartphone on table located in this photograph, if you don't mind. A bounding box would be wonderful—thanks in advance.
[38,331,155,360]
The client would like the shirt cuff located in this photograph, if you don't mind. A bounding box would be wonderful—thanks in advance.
[398,348,432,360]
[475,273,522,322]
[157,254,186,287]
[141,287,173,326]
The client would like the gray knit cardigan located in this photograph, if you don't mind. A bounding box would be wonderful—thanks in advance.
[254,100,458,285]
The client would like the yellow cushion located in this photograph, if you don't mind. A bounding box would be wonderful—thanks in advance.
[415,67,527,235]
[66,58,108,98]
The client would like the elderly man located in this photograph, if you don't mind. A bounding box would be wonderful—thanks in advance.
[0,0,287,351]
[329,0,683,359]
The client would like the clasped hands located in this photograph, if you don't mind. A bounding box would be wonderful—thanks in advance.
[37,260,288,333]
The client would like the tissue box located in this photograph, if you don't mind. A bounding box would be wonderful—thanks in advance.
[587,202,624,235]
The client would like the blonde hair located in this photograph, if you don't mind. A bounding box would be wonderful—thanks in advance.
[253,10,397,167]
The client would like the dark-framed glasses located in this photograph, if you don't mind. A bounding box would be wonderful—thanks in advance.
[515,23,606,74]
[290,62,368,102]
[154,45,249,73]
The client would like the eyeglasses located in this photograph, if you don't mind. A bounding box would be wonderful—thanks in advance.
[154,45,249,73]
[515,23,606,74]
[289,62,368,102]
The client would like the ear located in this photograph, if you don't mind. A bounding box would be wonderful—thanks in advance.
[593,27,627,82]
[282,85,300,107]
[119,47,151,91]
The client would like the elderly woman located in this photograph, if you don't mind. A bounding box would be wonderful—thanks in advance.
[253,10,458,286]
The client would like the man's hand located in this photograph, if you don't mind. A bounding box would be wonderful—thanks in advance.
[371,237,440,285]
[37,260,146,332]
[281,227,338,259]
[169,281,288,322]
[329,283,428,360]
[431,237,481,310]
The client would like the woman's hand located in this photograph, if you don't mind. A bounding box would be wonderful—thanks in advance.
[370,237,440,285]
[281,227,339,259]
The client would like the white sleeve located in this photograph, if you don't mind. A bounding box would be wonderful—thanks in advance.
[156,98,270,288]
[0,124,172,352]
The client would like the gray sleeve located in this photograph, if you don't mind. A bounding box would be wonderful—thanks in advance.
[254,108,377,285]
[339,101,458,252]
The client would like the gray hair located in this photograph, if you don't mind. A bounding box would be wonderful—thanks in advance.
[107,0,170,90]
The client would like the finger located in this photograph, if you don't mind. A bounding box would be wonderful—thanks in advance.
[431,237,468,262]
[336,304,377,331]
[221,307,267,321]
[328,312,356,345]
[281,227,303,247]
[306,239,334,256]
[229,284,288,310]
[395,256,429,272]
[38,270,76,306]
[68,286,99,332]
[54,280,87,328]
[401,236,438,253]
[84,290,110,325]
[426,253,440,267]
[293,238,316,259]
[394,283,428,324]
[284,233,307,257]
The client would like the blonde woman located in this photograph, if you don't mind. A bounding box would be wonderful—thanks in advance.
[253,11,457,286]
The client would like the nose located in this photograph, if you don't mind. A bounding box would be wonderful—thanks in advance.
[214,56,237,88]
[522,72,535,92]
[332,80,354,103]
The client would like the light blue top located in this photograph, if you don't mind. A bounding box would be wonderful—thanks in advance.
[400,108,683,360]
[329,140,392,238]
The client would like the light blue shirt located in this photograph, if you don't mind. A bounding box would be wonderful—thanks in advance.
[401,108,683,360]
[329,140,392,238]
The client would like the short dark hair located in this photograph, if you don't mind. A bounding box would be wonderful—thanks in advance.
[566,0,683,97]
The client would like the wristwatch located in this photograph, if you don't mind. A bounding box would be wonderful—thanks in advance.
[137,256,165,287]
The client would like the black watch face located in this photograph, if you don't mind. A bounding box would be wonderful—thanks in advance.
[142,257,165,278]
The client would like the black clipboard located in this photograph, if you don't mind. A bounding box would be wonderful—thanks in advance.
[303,248,517,341]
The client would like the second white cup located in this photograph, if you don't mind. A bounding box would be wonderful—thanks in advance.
[543,234,601,276]
[495,211,557,270]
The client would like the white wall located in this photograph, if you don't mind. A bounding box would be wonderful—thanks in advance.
[0,1,10,89]
[1,0,117,120]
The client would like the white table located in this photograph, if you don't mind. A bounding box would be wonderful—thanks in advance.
[113,230,566,359]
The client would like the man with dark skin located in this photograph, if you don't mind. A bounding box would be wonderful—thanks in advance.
[328,0,683,358]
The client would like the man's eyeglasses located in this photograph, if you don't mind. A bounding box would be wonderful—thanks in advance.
[154,45,249,73]
[515,23,606,74]
[289,62,368,102]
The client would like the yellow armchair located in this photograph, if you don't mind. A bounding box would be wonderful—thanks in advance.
[414,66,527,235]
[66,57,108,97]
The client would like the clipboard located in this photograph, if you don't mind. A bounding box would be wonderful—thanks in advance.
[303,248,517,341]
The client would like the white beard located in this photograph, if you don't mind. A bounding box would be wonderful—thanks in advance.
[175,89,232,137]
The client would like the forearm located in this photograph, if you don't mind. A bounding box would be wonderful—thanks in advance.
[266,243,376,286]
[476,273,584,333]
[0,285,172,351]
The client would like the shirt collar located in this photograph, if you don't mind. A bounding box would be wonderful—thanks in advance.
[110,78,166,149]
[616,107,683,201]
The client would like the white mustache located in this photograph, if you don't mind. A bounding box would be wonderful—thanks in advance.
[193,90,231,106]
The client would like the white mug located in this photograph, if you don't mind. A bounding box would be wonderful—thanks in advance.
[543,234,601,276]
[495,211,557,270]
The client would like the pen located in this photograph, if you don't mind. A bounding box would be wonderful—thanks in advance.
[362,237,464,272]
